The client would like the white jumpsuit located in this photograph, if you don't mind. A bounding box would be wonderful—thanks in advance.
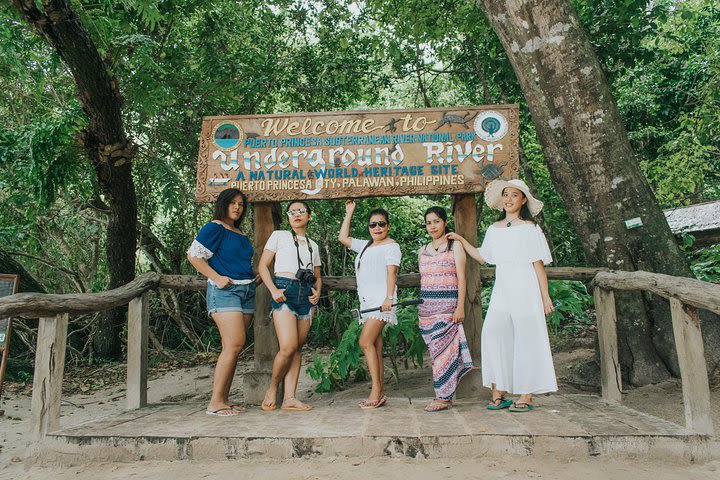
[478,224,558,394]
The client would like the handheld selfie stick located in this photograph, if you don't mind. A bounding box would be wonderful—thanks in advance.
[351,298,424,321]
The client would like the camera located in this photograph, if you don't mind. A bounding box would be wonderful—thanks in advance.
[295,268,316,284]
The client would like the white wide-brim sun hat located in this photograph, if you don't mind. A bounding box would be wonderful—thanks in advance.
[484,178,544,216]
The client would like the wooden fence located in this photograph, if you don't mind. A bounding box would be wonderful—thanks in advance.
[0,267,717,440]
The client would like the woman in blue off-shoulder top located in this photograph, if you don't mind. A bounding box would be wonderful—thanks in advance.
[187,188,256,416]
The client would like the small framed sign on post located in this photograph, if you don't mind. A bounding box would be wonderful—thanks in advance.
[0,274,19,416]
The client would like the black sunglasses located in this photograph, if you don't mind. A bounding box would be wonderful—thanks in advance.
[368,221,388,228]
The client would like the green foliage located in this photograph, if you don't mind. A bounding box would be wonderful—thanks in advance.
[307,317,366,393]
[546,281,594,335]
[682,237,720,283]
[307,298,426,393]
[2,0,717,378]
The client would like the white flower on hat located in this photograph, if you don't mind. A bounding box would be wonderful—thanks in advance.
[484,179,544,216]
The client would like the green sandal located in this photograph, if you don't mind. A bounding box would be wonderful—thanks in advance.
[486,397,513,410]
[508,402,534,412]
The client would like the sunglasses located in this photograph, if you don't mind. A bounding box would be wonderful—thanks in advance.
[287,208,308,217]
[367,221,388,229]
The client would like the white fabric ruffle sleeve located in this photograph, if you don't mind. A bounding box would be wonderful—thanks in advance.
[384,243,402,266]
[528,225,553,265]
[478,228,496,265]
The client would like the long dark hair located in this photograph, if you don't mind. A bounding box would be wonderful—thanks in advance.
[213,188,248,228]
[498,190,534,223]
[424,206,454,250]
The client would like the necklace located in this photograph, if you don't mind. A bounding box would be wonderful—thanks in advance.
[431,240,446,252]
[506,217,520,228]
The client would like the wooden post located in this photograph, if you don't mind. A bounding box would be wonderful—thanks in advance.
[669,298,713,434]
[453,193,483,398]
[243,202,280,404]
[0,319,12,417]
[127,293,149,410]
[30,314,68,440]
[0,273,19,417]
[593,287,622,403]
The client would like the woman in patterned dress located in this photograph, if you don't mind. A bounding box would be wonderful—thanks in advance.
[418,206,474,411]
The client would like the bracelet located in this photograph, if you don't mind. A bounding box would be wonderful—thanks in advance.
[386,296,394,301]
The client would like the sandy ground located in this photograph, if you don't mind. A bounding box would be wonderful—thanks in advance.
[1,349,719,480]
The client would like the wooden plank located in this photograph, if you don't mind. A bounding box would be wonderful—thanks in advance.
[195,106,520,202]
[669,298,713,434]
[0,272,160,318]
[30,314,68,440]
[593,287,622,403]
[127,293,149,410]
[453,193,483,398]
[160,267,606,292]
[593,271,720,315]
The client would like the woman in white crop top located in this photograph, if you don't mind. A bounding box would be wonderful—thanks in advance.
[258,200,322,411]
[338,200,401,410]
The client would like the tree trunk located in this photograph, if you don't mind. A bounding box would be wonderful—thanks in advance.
[12,0,138,359]
[0,249,45,293]
[477,0,720,385]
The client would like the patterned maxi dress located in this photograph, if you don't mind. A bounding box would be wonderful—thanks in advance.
[418,244,474,400]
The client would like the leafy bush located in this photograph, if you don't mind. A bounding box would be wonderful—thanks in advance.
[306,298,426,393]
[546,280,594,335]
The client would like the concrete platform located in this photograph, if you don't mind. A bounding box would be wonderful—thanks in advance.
[29,395,713,465]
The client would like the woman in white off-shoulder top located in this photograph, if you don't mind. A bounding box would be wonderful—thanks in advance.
[449,179,557,413]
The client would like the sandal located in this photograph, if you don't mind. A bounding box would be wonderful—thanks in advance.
[486,397,513,410]
[230,404,246,413]
[508,402,534,412]
[359,394,387,410]
[424,399,452,412]
[206,407,239,416]
[260,402,277,412]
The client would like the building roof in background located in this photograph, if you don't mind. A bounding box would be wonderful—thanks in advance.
[664,200,720,234]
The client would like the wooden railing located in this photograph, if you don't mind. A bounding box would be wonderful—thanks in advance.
[0,267,717,439]
[592,271,719,435]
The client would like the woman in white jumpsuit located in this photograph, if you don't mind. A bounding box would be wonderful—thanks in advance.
[448,179,557,412]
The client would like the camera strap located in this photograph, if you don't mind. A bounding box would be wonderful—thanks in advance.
[291,230,313,270]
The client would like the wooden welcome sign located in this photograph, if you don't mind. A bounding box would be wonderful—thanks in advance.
[196,105,519,202]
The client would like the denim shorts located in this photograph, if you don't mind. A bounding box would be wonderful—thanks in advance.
[270,276,314,321]
[207,282,256,315]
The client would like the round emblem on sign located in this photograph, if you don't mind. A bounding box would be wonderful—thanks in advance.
[474,111,509,142]
[213,122,244,150]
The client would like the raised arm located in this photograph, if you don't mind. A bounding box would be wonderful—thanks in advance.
[337,199,356,248]
[446,232,486,265]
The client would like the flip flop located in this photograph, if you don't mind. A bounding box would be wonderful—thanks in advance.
[508,402,534,412]
[260,402,277,412]
[206,407,239,416]
[424,399,452,412]
[280,403,313,411]
[230,404,246,413]
[359,395,387,410]
[486,397,513,410]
